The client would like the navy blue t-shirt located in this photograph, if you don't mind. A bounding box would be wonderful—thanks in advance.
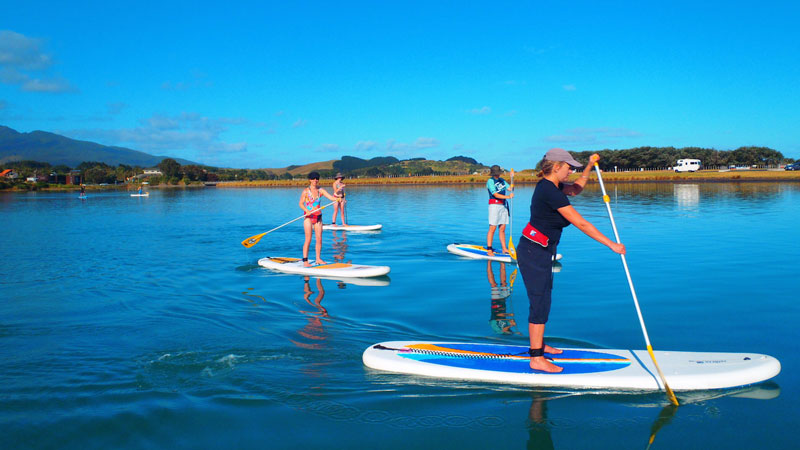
[529,180,571,245]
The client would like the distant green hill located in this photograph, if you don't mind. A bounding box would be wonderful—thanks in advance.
[0,125,198,167]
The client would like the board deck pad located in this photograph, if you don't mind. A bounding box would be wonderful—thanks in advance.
[258,256,390,278]
[447,243,562,263]
[363,341,781,391]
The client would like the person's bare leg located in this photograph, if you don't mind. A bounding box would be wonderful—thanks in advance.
[529,323,562,373]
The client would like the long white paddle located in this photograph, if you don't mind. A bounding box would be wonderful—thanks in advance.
[593,162,679,406]
[241,202,336,248]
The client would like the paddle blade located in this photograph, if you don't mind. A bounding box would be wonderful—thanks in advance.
[241,232,266,248]
[509,268,518,289]
[508,237,517,260]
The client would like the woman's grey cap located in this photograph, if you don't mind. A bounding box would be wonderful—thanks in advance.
[489,165,502,176]
[544,148,583,168]
[335,172,344,179]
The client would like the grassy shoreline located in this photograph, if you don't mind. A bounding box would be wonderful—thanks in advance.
[218,169,800,188]
[3,169,799,191]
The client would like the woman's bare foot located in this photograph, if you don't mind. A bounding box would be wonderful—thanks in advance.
[315,258,326,265]
[530,357,563,373]
[544,344,563,355]
[486,247,495,256]
[304,262,313,267]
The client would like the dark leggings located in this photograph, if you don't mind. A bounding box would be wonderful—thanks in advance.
[517,237,558,324]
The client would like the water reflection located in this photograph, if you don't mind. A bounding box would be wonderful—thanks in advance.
[487,261,520,335]
[331,230,349,263]
[580,182,797,202]
[290,276,330,350]
[526,394,555,449]
[673,184,699,209]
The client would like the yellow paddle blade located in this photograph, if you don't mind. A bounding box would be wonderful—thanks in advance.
[508,237,517,260]
[241,232,267,248]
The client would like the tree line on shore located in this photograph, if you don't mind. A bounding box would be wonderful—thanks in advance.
[1,146,795,190]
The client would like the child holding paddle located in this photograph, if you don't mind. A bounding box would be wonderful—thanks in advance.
[518,149,625,373]
[486,165,514,256]
[300,172,340,267]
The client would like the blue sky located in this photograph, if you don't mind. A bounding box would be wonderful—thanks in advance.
[1,1,799,168]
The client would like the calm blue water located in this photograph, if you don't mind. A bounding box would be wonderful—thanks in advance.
[2,183,798,449]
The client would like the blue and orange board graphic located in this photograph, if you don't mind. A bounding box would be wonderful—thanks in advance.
[383,343,631,375]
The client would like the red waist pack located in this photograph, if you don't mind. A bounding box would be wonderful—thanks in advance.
[522,223,549,247]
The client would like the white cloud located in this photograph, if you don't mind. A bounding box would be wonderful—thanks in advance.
[466,106,491,115]
[0,30,75,93]
[563,84,576,91]
[320,143,340,152]
[292,119,307,128]
[62,112,249,160]
[355,141,379,152]
[414,137,439,149]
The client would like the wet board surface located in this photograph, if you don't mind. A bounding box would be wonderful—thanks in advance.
[258,257,390,278]
[363,341,781,391]
[447,243,562,263]
[322,224,382,231]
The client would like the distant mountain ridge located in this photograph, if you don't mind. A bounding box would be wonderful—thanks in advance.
[0,125,198,167]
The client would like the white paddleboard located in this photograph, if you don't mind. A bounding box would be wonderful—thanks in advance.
[322,224,382,231]
[131,193,150,197]
[363,341,781,391]
[258,257,390,278]
[447,243,562,263]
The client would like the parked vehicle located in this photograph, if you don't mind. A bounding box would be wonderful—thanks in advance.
[785,162,800,171]
[675,159,701,172]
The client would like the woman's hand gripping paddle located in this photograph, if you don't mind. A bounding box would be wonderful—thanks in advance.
[241,202,336,248]
[593,162,679,406]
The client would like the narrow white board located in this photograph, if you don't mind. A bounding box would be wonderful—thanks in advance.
[258,256,390,278]
[363,341,781,391]
[447,243,562,263]
[322,224,382,231]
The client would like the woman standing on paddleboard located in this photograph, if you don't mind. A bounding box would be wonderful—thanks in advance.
[300,172,339,267]
[331,172,347,226]
[518,149,625,373]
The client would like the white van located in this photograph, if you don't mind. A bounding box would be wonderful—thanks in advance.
[674,159,701,173]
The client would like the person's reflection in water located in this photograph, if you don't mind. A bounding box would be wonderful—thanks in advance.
[526,393,554,450]
[290,276,329,350]
[488,261,519,335]
[331,230,349,263]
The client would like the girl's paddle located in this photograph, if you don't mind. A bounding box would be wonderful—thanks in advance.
[593,162,679,406]
[507,168,516,259]
[241,202,336,248]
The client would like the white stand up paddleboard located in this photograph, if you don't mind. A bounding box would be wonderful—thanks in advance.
[363,341,781,391]
[322,224,382,231]
[131,193,150,197]
[258,257,390,278]
[447,243,562,263]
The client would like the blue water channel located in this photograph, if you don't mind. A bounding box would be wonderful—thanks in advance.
[1,182,798,448]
